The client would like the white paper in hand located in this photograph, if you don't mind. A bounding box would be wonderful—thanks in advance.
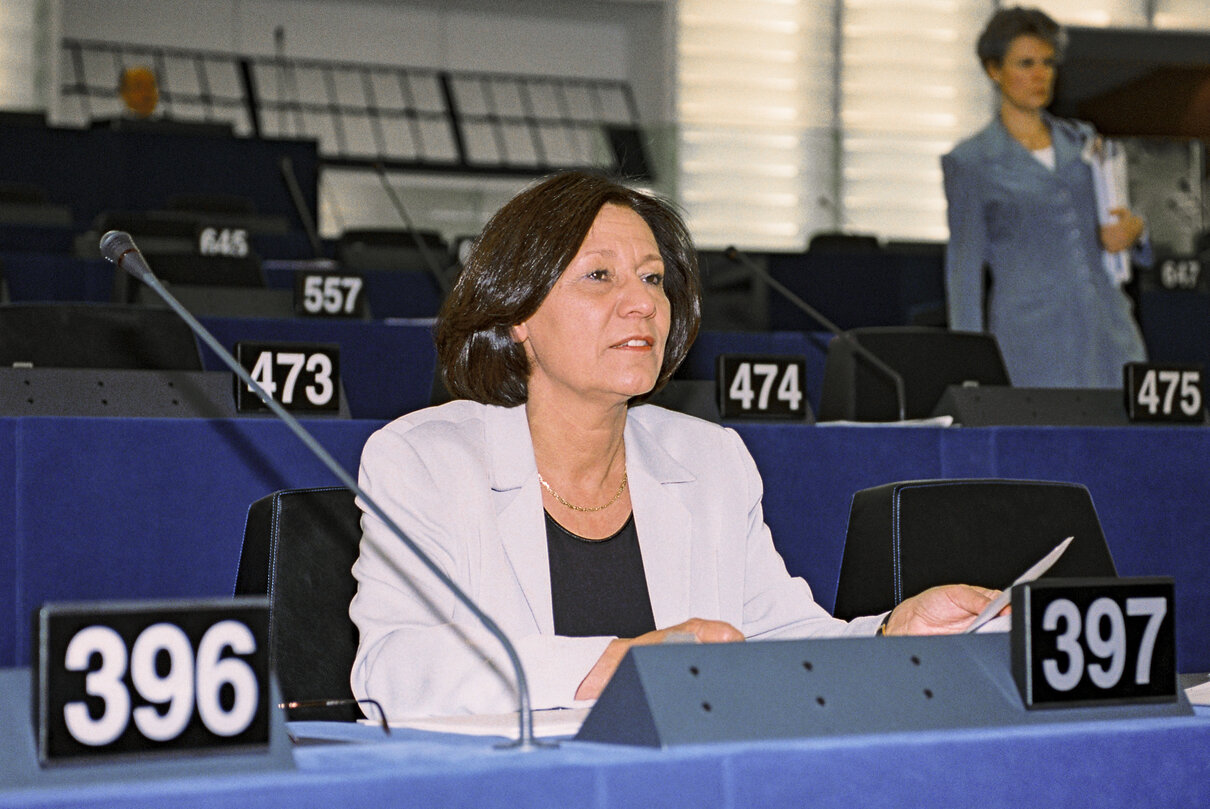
[964,536,1074,633]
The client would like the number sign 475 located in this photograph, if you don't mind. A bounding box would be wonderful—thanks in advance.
[1124,363,1204,422]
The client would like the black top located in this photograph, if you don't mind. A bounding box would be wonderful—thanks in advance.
[545,510,657,638]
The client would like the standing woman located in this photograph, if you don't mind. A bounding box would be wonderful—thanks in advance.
[942,6,1149,388]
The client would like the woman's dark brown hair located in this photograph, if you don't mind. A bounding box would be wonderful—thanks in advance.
[436,171,701,406]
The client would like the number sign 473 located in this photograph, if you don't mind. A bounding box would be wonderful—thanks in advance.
[234,341,340,413]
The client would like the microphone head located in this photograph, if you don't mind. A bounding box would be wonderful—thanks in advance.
[99,230,152,281]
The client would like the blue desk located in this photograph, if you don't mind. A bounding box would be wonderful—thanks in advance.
[3,708,1209,808]
[3,416,1209,672]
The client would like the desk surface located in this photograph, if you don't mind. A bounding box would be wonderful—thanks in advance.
[4,708,1210,808]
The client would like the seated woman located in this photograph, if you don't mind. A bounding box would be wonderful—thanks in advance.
[349,171,999,718]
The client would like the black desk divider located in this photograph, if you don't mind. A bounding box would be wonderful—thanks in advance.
[0,367,350,418]
[575,633,1192,748]
[933,386,1135,426]
[0,668,294,788]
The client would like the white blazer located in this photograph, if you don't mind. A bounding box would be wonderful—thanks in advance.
[349,400,882,718]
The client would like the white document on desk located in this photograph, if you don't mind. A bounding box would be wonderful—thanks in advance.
[387,706,591,737]
[965,536,1074,633]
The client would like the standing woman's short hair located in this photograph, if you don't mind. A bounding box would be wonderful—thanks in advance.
[976,6,1065,68]
[436,171,701,407]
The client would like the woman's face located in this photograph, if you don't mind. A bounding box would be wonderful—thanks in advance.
[512,203,670,409]
[987,34,1056,114]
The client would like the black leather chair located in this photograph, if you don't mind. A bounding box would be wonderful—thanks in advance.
[235,487,363,721]
[833,478,1117,620]
[817,326,1010,422]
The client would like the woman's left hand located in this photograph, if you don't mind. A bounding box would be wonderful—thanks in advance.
[883,584,1003,636]
[1099,207,1145,253]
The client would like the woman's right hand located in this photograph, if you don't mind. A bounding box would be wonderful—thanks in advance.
[1099,207,1145,253]
[574,618,744,701]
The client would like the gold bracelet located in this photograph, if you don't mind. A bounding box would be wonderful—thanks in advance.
[877,612,892,636]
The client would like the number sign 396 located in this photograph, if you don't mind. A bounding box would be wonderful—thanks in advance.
[234,341,340,413]
[1011,577,1177,709]
[35,599,270,763]
[716,354,808,421]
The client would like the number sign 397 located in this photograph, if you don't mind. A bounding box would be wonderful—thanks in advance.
[234,341,340,413]
[1011,577,1177,709]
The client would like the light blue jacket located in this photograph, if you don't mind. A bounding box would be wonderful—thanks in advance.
[942,113,1147,387]
[349,400,880,718]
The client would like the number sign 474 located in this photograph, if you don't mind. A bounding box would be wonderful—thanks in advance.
[716,354,809,421]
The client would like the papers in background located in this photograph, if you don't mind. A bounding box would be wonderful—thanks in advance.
[965,536,1074,633]
[387,706,591,738]
[816,416,954,428]
[1185,677,1210,706]
[1086,137,1133,286]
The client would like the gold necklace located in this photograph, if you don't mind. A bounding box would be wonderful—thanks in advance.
[538,471,628,513]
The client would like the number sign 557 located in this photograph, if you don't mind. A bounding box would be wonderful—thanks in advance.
[295,272,365,318]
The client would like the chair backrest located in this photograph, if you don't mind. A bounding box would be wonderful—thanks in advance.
[817,326,1010,422]
[833,478,1118,620]
[235,487,362,720]
[337,228,449,273]
[0,302,203,369]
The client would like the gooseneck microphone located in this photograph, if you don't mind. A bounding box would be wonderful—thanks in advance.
[279,156,326,260]
[373,162,453,295]
[101,231,546,750]
[723,246,907,421]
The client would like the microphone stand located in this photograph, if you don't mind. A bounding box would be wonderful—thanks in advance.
[724,246,907,421]
[279,155,326,260]
[101,231,547,751]
[373,162,453,295]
